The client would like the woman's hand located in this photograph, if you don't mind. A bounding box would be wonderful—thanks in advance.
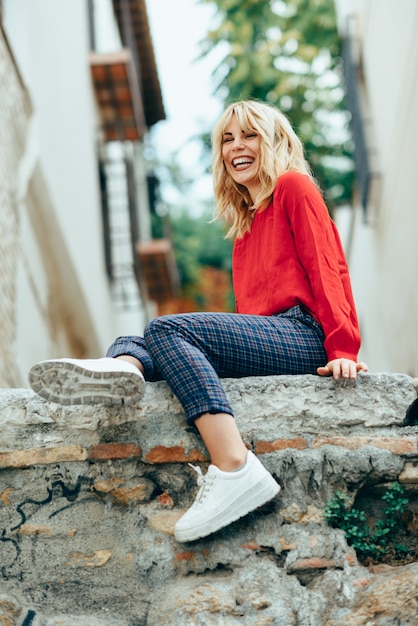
[317,359,368,380]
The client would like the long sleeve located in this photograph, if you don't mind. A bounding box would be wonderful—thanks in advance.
[232,171,361,361]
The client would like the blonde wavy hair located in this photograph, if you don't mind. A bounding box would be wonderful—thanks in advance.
[212,99,316,238]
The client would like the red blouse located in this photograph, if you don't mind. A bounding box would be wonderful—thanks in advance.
[232,171,361,361]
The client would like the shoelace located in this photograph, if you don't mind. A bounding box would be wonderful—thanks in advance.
[188,463,216,506]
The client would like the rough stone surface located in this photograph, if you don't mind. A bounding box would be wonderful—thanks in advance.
[0,373,417,625]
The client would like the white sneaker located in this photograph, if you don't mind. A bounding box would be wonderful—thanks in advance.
[174,450,281,542]
[28,357,145,406]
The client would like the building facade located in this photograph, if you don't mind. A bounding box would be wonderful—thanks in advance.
[0,0,175,388]
[334,0,418,376]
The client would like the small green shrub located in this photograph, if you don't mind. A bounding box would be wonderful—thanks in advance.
[324,483,409,561]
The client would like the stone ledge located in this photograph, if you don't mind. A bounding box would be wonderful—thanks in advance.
[1,372,417,458]
[1,373,417,501]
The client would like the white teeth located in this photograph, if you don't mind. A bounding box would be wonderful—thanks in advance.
[233,158,253,167]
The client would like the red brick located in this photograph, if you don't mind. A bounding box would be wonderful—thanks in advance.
[312,436,418,455]
[157,492,174,507]
[0,445,87,469]
[93,478,153,504]
[111,483,152,505]
[145,446,207,463]
[288,557,339,572]
[255,438,308,454]
[174,551,196,562]
[89,443,142,461]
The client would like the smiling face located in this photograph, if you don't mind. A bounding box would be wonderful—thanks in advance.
[221,113,262,202]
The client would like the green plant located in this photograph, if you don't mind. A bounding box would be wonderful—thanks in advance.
[324,483,409,561]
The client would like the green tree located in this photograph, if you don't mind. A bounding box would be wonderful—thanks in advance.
[198,0,354,210]
[169,208,232,287]
[150,155,234,310]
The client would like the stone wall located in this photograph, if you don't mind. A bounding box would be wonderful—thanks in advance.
[1,373,418,625]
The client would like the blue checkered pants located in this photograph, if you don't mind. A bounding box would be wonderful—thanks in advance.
[106,305,327,425]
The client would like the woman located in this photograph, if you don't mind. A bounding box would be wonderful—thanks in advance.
[29,100,368,543]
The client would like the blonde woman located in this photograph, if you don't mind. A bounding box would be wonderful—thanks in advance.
[29,100,367,542]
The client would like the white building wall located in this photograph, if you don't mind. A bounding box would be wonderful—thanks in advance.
[1,0,149,386]
[0,29,32,387]
[334,0,418,376]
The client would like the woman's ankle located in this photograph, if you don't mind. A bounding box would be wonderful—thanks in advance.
[115,355,145,375]
[194,412,248,471]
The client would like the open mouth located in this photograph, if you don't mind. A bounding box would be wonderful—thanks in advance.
[233,157,254,170]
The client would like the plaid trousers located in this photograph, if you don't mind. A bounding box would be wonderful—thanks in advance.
[106,305,327,425]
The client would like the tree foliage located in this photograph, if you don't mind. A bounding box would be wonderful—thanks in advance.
[198,0,354,210]
[170,211,234,310]
[151,202,234,311]
[169,209,232,286]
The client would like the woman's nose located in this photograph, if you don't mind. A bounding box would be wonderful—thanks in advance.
[232,137,244,149]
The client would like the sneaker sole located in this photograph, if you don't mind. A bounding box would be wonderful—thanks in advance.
[29,361,145,406]
[174,476,281,542]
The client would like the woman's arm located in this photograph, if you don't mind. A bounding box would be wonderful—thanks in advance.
[279,172,363,367]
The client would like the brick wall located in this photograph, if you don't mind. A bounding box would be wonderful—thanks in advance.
[0,28,32,387]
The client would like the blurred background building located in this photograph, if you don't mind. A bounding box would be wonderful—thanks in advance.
[0,0,178,388]
[333,0,418,376]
